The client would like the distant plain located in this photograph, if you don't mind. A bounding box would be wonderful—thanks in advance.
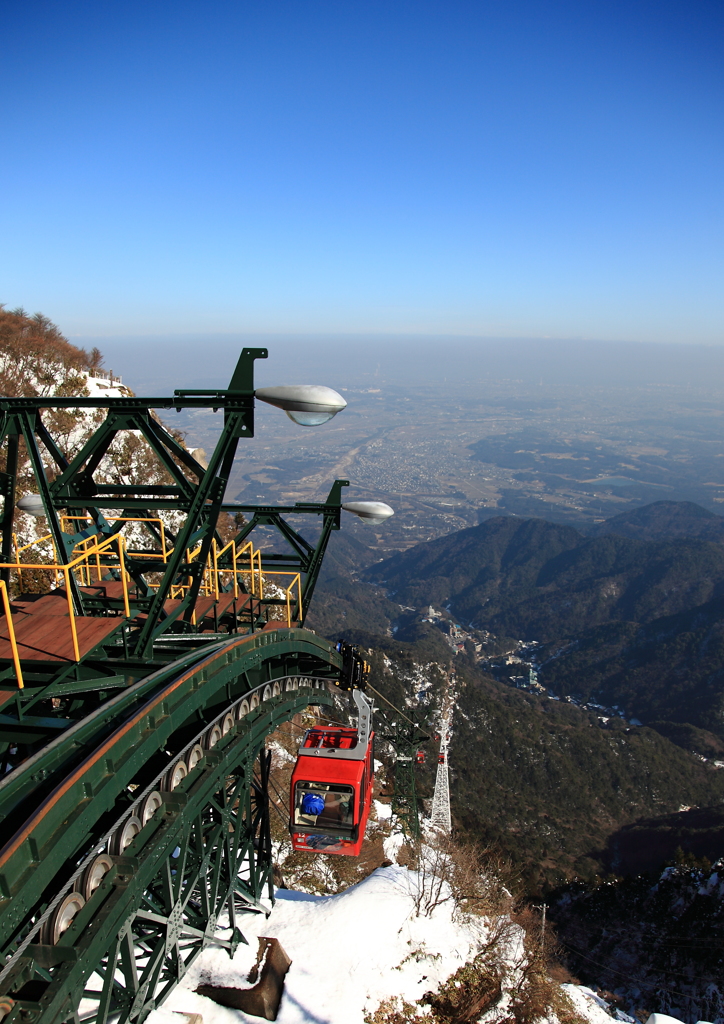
[96,336,724,554]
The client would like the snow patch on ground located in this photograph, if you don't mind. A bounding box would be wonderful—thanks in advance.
[150,868,613,1024]
[153,867,490,1024]
[383,830,406,863]
[374,799,392,820]
[268,739,295,764]
[562,985,620,1024]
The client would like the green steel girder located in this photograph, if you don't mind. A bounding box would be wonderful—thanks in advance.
[0,348,263,639]
[0,629,340,881]
[3,693,332,1024]
[0,637,336,1024]
[0,347,350,705]
[0,347,384,1024]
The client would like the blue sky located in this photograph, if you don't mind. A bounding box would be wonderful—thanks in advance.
[2,1,723,343]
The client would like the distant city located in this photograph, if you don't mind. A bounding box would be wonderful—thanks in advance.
[165,367,724,556]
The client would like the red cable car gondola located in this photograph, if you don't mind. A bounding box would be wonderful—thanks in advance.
[290,648,375,857]
[415,750,425,764]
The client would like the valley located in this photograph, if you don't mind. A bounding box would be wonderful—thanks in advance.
[304,499,724,896]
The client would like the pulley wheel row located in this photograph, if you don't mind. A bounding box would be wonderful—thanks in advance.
[36,675,328,949]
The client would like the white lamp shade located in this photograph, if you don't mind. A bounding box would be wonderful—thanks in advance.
[255,385,347,426]
[342,501,395,525]
[17,493,46,518]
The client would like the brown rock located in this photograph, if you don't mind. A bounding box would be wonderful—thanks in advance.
[196,937,292,1021]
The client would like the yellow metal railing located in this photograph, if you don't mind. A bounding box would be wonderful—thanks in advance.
[0,580,24,689]
[210,539,263,599]
[167,537,263,605]
[0,534,130,663]
[43,518,264,608]
[12,533,61,589]
[60,515,169,562]
[7,515,287,641]
[261,571,302,627]
[57,517,265,609]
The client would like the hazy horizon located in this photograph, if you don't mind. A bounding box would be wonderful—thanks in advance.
[81,334,724,396]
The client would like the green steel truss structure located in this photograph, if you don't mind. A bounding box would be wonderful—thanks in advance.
[0,347,348,739]
[0,634,339,1023]
[0,350,361,1023]
[382,713,429,839]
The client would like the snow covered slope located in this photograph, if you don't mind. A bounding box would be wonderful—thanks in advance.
[149,866,605,1024]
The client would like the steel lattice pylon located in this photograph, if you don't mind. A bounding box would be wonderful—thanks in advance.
[381,709,429,839]
[430,711,452,833]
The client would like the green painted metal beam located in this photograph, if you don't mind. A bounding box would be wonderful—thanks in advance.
[0,636,338,1023]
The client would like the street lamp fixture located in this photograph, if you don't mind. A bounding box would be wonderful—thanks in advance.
[342,501,395,525]
[254,385,347,426]
[17,494,46,518]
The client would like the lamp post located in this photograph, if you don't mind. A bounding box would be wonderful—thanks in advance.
[255,385,347,426]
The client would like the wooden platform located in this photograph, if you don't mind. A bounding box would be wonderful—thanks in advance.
[0,614,122,663]
[198,592,261,624]
[212,591,239,617]
[11,592,71,617]
[1,587,268,663]
[80,581,129,601]
[234,594,263,620]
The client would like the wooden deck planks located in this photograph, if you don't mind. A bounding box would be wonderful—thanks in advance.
[11,592,70,616]
[80,581,128,600]
[212,592,240,617]
[0,614,122,663]
[0,587,265,664]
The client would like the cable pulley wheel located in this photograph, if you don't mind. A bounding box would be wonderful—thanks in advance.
[186,744,204,771]
[111,816,142,855]
[42,892,85,945]
[141,791,163,825]
[205,724,223,749]
[164,761,188,792]
[82,855,113,901]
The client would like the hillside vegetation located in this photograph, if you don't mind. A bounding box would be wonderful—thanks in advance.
[367,512,724,641]
[551,858,724,1024]
[368,643,724,892]
[0,306,203,580]
[364,508,724,740]
[305,501,724,888]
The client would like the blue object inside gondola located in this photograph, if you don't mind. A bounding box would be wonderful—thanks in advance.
[301,792,325,816]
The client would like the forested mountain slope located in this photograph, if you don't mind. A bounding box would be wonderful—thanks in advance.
[368,644,724,892]
[587,499,724,542]
[366,514,724,640]
[360,509,724,740]
[551,859,724,1024]
[537,597,724,736]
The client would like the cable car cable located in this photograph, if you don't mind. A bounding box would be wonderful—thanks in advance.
[365,681,419,728]
[268,774,291,813]
[285,716,346,735]
[268,792,290,827]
